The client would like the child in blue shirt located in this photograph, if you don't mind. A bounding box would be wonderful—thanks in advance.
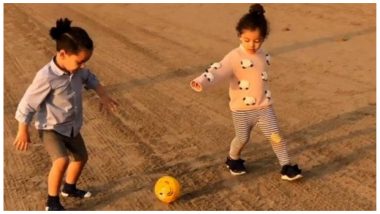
[13,18,118,211]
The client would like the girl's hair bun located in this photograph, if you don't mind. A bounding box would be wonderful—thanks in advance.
[236,4,269,39]
[49,18,72,40]
[249,4,265,16]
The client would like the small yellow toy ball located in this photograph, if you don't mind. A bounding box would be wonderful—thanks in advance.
[154,176,181,204]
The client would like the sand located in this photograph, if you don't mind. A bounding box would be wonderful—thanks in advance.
[3,3,376,210]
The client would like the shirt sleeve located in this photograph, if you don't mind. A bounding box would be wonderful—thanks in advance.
[190,51,233,92]
[15,71,52,124]
[81,69,100,90]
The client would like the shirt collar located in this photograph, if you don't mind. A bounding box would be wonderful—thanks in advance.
[49,57,70,76]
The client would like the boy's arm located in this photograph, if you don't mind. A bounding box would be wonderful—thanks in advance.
[94,84,118,112]
[14,72,51,151]
[15,72,51,124]
[190,52,233,92]
[13,122,31,151]
[81,69,118,112]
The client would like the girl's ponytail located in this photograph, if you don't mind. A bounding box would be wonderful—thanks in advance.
[236,4,269,39]
[249,4,265,17]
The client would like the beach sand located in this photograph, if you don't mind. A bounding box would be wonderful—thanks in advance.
[3,3,376,210]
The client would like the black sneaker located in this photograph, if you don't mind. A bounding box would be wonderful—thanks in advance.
[61,188,92,198]
[225,156,247,175]
[281,164,303,181]
[45,201,65,211]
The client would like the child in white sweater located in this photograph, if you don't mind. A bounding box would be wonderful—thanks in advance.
[191,4,302,181]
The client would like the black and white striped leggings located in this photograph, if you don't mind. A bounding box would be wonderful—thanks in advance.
[230,105,290,166]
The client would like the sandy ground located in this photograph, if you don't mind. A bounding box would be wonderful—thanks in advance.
[3,3,376,211]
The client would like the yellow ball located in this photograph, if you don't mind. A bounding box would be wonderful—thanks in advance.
[154,176,181,204]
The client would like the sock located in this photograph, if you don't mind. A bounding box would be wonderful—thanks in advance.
[47,195,60,206]
[63,182,76,192]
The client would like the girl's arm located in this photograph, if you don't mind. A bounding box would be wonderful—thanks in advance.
[190,52,233,92]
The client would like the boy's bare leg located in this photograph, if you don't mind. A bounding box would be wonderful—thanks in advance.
[48,157,69,196]
[65,160,87,184]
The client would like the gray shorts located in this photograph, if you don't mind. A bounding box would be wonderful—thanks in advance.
[38,130,88,162]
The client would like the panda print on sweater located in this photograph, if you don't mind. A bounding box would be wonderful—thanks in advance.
[202,62,222,82]
[265,90,272,100]
[243,96,256,105]
[265,54,271,65]
[238,80,250,90]
[203,70,214,82]
[209,62,222,70]
[261,71,268,81]
[241,59,254,69]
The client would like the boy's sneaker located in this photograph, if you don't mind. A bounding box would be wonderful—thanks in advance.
[45,201,65,211]
[61,188,92,198]
[281,164,303,181]
[225,156,247,176]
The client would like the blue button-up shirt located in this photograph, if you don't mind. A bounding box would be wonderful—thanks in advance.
[15,58,100,137]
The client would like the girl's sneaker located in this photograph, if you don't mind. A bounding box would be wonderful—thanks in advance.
[225,156,247,175]
[281,164,303,181]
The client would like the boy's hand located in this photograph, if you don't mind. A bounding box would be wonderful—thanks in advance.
[95,84,119,113]
[99,95,119,113]
[13,129,32,151]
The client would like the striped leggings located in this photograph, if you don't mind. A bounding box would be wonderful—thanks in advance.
[230,105,290,166]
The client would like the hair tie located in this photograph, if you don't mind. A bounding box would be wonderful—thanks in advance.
[64,32,74,40]
[255,11,264,16]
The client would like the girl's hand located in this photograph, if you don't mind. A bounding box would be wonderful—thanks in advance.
[99,95,119,113]
[13,129,32,151]
[190,81,202,92]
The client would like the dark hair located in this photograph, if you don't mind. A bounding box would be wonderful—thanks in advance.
[49,18,93,54]
[236,4,269,40]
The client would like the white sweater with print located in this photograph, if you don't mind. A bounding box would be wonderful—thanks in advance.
[191,46,273,111]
